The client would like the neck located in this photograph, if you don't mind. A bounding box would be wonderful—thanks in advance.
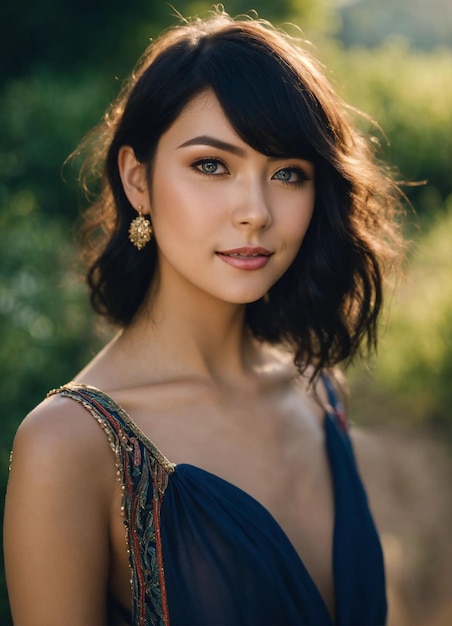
[117,272,260,387]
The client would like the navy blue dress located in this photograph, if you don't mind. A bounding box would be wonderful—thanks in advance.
[48,375,386,626]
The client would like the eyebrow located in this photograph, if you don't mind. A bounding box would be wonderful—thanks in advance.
[177,135,245,157]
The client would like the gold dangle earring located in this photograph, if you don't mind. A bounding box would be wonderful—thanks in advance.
[128,205,152,250]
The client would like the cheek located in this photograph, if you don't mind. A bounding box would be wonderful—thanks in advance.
[151,165,219,223]
[285,195,315,246]
[150,173,191,237]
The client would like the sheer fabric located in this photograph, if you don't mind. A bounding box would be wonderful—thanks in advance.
[48,376,386,626]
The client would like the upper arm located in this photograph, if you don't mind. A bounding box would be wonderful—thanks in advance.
[3,396,115,625]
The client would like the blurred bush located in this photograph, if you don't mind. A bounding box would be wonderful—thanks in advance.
[0,73,115,221]
[381,200,452,431]
[0,71,116,446]
[336,0,452,50]
[322,39,452,217]
[349,198,452,434]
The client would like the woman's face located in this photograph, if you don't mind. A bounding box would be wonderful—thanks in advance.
[147,89,315,306]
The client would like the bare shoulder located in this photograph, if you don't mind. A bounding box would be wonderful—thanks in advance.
[259,346,324,425]
[261,345,349,426]
[10,392,115,488]
[15,392,105,447]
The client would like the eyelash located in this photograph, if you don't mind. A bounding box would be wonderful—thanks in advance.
[273,166,311,186]
[192,158,229,177]
[191,158,311,185]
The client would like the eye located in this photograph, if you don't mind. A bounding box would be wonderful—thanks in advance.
[193,158,228,176]
[272,166,310,185]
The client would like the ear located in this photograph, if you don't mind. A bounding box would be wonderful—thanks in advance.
[118,146,150,214]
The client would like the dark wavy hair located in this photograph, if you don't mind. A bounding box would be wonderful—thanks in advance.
[77,10,404,376]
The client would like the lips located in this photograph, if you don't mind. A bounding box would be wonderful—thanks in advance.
[215,247,273,270]
[216,246,272,257]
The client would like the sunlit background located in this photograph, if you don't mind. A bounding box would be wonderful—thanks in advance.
[1,1,451,624]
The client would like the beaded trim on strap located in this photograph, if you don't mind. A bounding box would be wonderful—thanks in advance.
[47,383,175,626]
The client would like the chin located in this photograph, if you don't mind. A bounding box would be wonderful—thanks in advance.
[222,290,268,305]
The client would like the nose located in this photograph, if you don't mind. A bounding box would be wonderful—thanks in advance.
[231,178,272,231]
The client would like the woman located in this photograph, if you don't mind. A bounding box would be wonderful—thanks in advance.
[4,10,403,626]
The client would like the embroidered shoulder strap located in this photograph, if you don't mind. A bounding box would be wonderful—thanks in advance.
[47,383,174,626]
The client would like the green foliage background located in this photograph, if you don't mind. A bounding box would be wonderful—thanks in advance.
[1,1,451,622]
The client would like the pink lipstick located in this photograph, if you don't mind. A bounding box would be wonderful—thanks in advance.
[216,247,273,270]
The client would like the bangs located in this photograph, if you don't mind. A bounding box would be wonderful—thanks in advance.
[197,34,329,162]
[124,24,337,167]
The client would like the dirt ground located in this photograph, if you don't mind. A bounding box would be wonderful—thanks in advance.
[353,426,452,626]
